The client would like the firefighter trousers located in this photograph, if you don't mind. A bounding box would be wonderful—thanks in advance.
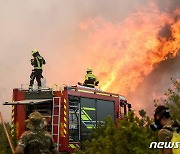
[29,69,43,88]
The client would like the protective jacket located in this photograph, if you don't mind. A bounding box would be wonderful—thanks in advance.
[158,122,180,154]
[16,112,56,154]
[18,130,56,154]
[31,56,46,70]
[84,72,99,88]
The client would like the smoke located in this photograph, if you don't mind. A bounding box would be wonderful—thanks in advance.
[128,0,180,115]
[157,0,180,12]
[127,54,180,115]
[0,0,179,121]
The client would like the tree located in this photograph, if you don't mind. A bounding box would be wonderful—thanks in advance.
[77,111,158,154]
[0,123,12,154]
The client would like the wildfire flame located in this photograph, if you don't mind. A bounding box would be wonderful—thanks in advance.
[80,2,180,95]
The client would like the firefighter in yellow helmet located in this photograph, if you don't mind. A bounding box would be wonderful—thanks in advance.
[83,68,99,88]
[29,49,46,92]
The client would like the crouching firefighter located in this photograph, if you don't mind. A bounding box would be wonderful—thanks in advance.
[84,68,99,88]
[29,49,46,92]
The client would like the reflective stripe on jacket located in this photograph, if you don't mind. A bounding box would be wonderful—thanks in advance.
[84,73,99,86]
[31,56,45,70]
[172,131,180,154]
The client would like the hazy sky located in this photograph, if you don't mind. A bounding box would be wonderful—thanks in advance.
[0,0,180,121]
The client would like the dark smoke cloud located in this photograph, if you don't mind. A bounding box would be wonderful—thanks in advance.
[156,0,180,12]
[129,0,180,117]
[158,24,172,40]
[157,0,180,41]
[127,53,180,116]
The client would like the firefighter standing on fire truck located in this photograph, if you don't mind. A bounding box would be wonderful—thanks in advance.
[84,68,99,88]
[29,49,46,92]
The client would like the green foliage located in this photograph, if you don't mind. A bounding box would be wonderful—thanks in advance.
[77,111,158,154]
[11,126,17,148]
[0,123,12,154]
[154,78,180,122]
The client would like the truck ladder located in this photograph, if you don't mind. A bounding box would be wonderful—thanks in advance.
[52,97,61,151]
[69,100,80,141]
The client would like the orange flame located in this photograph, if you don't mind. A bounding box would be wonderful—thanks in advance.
[80,3,180,95]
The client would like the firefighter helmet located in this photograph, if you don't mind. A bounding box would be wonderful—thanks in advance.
[32,49,38,55]
[150,105,170,131]
[87,68,92,72]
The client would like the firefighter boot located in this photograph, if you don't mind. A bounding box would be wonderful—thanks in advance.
[37,86,41,94]
[29,86,33,92]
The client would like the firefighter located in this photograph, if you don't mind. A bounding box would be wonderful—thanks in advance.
[151,105,180,154]
[83,68,99,88]
[14,111,57,154]
[29,49,46,92]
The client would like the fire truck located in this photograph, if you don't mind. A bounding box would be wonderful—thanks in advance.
[4,85,131,153]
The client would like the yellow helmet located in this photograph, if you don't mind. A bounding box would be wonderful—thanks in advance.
[32,49,38,55]
[87,68,92,72]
